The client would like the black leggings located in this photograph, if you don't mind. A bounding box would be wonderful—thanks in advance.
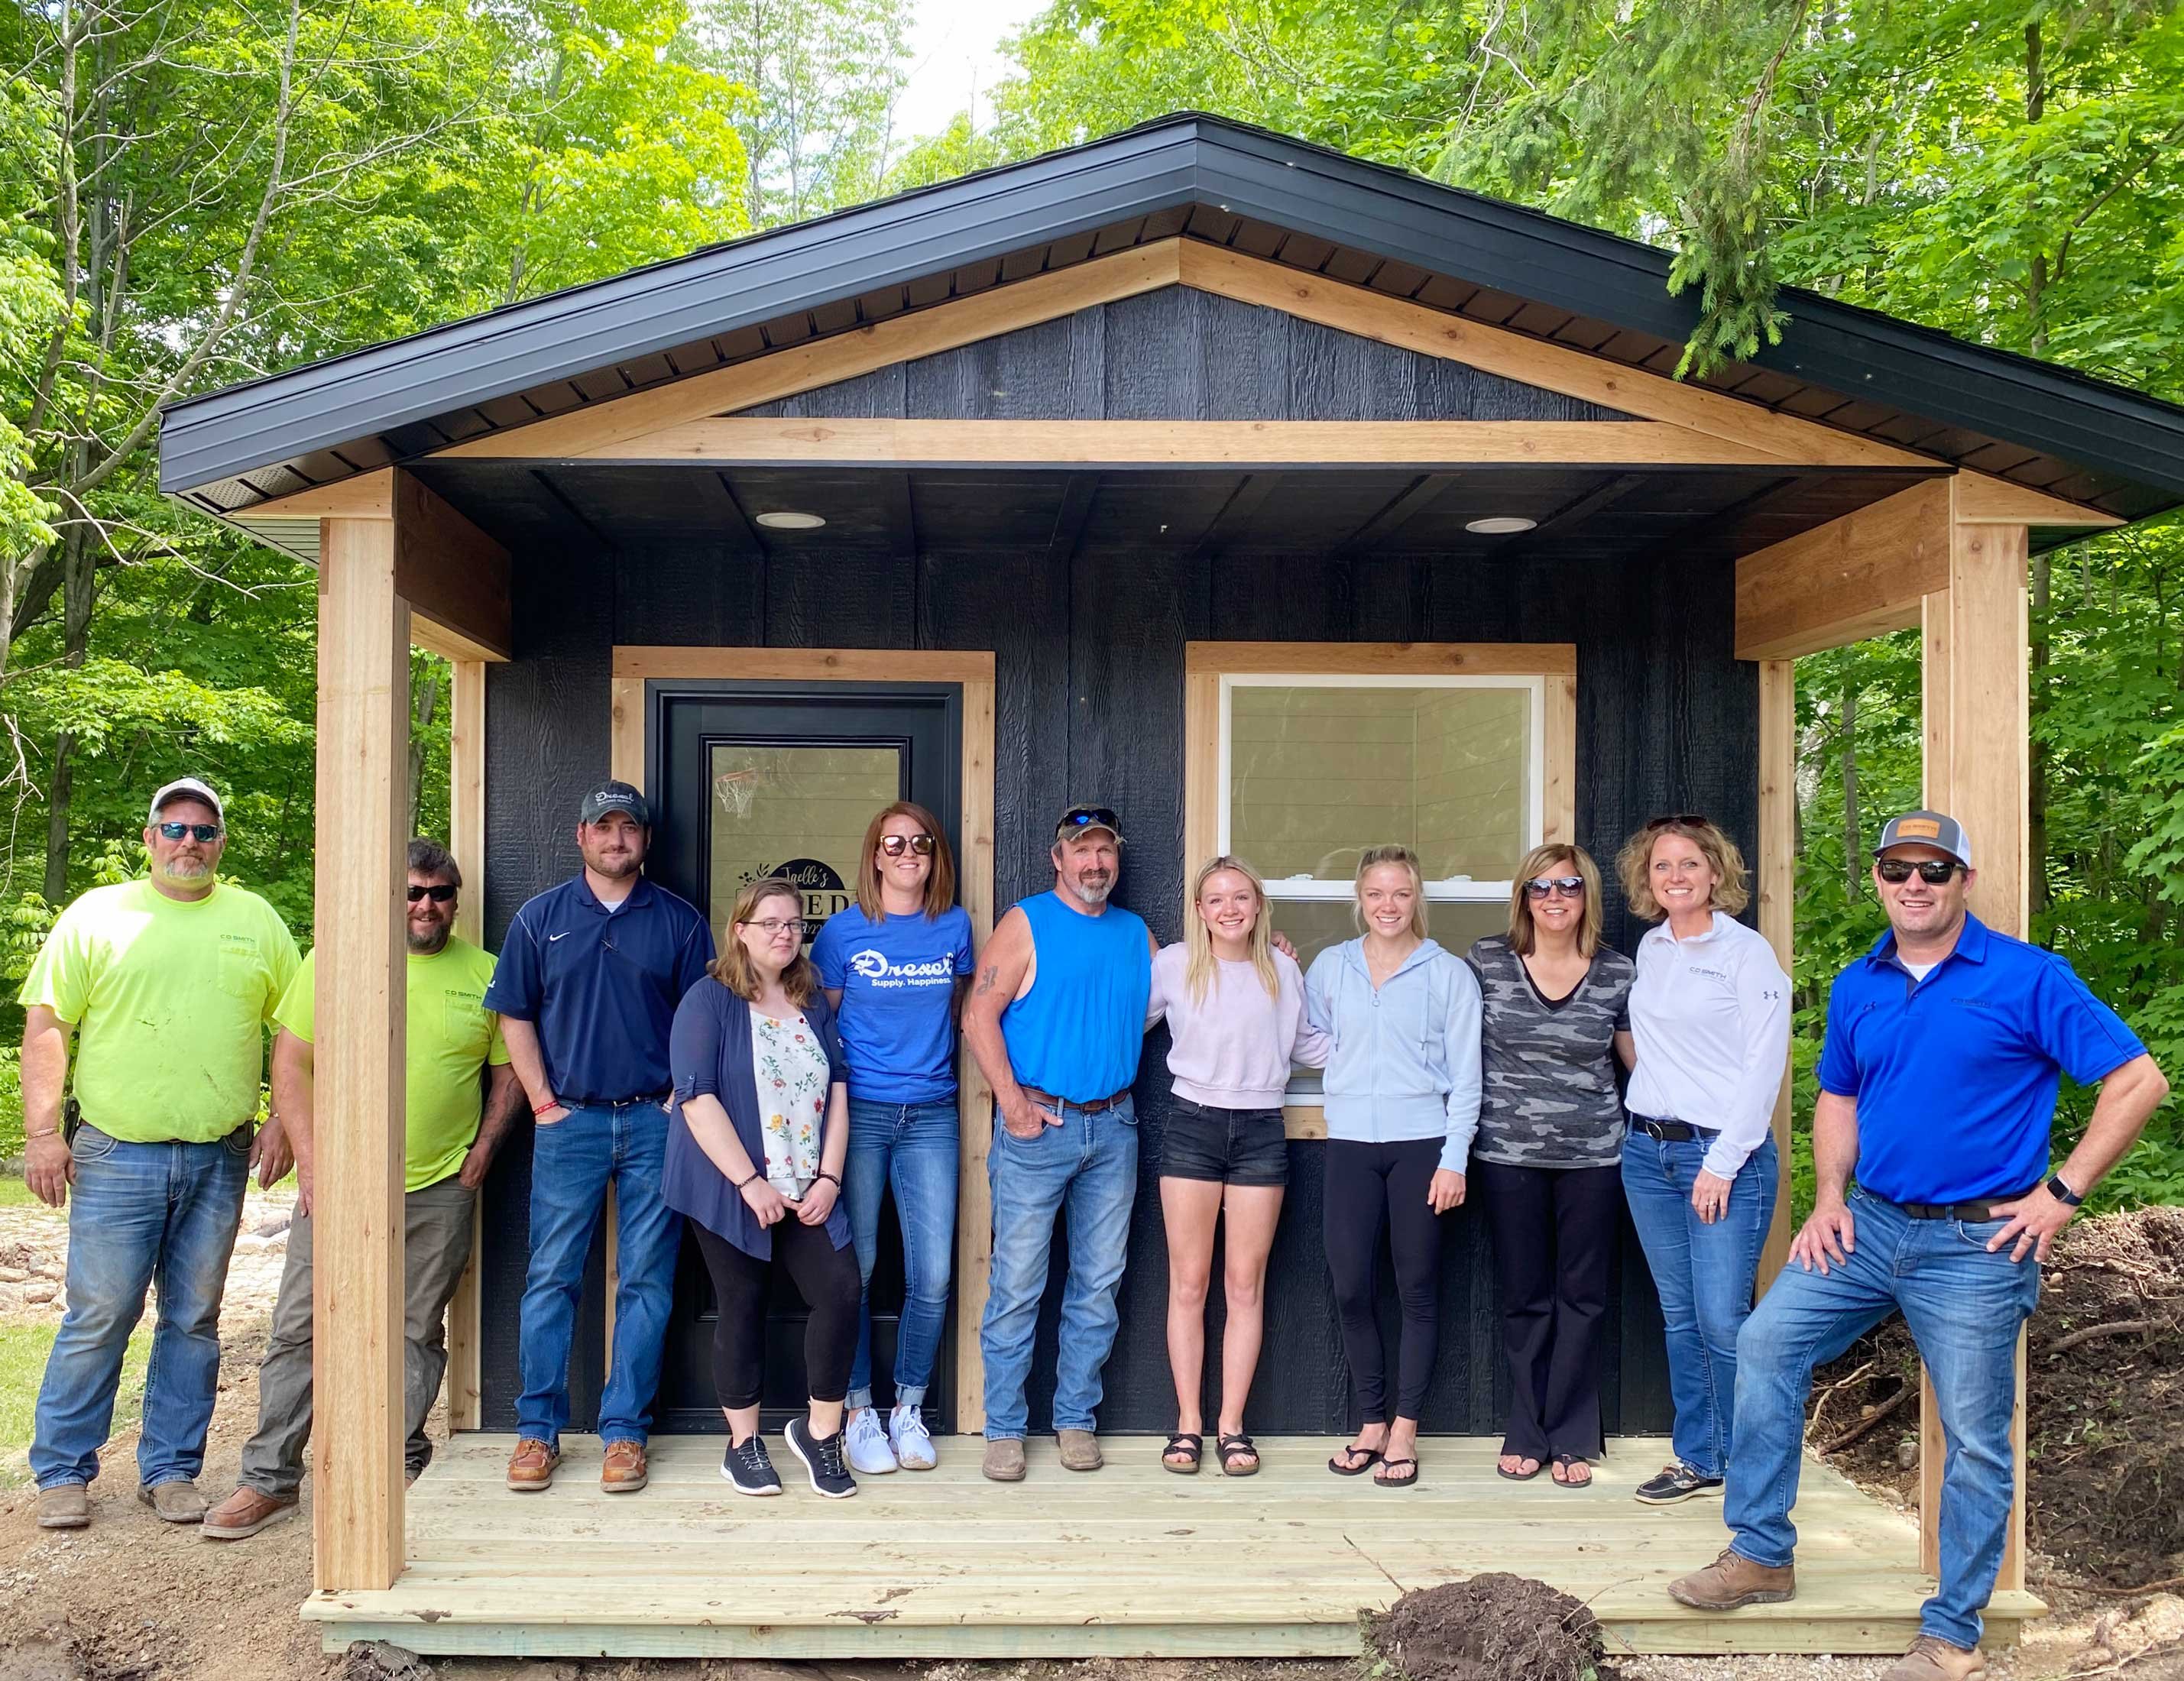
[1323,1137,1446,1423]
[691,1219,860,1410]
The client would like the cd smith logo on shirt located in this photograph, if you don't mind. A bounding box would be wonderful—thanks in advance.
[847,949,957,990]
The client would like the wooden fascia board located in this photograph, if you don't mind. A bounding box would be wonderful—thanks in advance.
[245,467,395,520]
[1735,478,1952,661]
[1952,473,2127,527]
[391,470,513,662]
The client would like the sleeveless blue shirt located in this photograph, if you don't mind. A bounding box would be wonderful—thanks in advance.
[1000,891,1152,1103]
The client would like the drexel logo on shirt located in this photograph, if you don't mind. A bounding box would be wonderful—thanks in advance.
[847,948,957,989]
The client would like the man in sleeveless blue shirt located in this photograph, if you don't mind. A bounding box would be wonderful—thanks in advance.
[964,805,1158,1482]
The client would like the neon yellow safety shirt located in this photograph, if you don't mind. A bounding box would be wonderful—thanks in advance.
[18,877,300,1144]
[274,939,511,1192]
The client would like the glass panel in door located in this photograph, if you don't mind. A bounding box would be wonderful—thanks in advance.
[707,743,901,946]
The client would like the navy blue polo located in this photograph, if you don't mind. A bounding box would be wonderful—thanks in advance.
[1817,914,2143,1204]
[483,875,715,1106]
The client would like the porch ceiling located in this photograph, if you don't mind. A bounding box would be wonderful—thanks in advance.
[405,459,1943,565]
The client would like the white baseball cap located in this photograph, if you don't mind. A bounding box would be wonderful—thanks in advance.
[148,777,225,826]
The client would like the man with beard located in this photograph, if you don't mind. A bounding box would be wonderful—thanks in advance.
[485,782,714,1495]
[1667,810,2166,1681]
[21,778,299,1530]
[202,839,523,1538]
[964,805,1158,1482]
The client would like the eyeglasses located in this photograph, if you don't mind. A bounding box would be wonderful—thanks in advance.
[1525,876,1586,899]
[155,821,222,843]
[739,917,807,936]
[1875,858,1962,885]
[880,833,936,857]
[406,883,458,904]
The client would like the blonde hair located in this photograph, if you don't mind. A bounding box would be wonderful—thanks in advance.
[1184,855,1280,1006]
[854,800,957,923]
[1616,815,1750,921]
[1507,844,1605,957]
[709,878,821,1005]
[1353,844,1430,941]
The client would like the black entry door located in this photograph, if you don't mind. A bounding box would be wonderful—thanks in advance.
[643,679,963,1433]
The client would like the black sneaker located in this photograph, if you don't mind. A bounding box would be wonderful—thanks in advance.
[1634,1462,1724,1505]
[785,1416,859,1499]
[721,1434,783,1497]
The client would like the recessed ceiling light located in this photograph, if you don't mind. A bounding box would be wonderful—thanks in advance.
[754,510,826,530]
[1465,516,1538,535]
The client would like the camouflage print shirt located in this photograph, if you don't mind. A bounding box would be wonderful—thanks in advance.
[1466,935,1636,1169]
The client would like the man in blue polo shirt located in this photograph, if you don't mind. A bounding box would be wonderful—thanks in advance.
[1669,810,2166,1681]
[485,781,714,1496]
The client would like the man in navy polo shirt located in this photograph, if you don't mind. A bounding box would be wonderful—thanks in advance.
[1669,810,2166,1681]
[485,781,714,1496]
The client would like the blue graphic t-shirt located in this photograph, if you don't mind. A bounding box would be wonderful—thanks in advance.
[811,902,977,1104]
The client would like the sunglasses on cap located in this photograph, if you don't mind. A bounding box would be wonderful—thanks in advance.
[155,821,222,843]
[1875,857,1962,885]
[406,883,458,904]
[880,833,935,857]
[1058,807,1120,835]
[1524,876,1586,899]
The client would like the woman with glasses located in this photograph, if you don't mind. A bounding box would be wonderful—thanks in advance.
[1467,845,1635,1489]
[810,802,975,1476]
[1304,844,1482,1488]
[1149,856,1329,1477]
[664,876,861,1498]
[1615,815,1790,1507]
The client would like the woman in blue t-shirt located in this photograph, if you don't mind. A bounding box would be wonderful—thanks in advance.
[810,801,976,1476]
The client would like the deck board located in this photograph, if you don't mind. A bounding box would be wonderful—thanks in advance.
[303,1434,2043,1658]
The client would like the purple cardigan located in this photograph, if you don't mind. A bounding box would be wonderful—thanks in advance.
[663,977,852,1261]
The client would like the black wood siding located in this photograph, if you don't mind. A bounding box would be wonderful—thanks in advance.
[476,297,1753,1440]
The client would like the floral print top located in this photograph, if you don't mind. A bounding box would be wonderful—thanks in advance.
[750,1005,828,1197]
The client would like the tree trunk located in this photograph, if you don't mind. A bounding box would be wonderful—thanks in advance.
[1841,677,1861,894]
[41,522,96,904]
[408,660,439,838]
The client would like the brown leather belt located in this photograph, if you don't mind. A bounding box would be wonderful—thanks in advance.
[1022,1084,1131,1115]
[1895,1186,2038,1223]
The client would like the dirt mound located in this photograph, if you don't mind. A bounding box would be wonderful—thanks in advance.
[1365,1573,1613,1681]
[1811,1203,2184,1589]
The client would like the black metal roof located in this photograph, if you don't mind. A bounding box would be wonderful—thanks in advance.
[159,112,2184,529]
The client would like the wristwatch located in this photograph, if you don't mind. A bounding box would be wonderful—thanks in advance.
[2044,1173,2083,1206]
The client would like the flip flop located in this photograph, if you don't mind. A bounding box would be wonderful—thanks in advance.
[1496,1456,1544,1482]
[1327,1443,1383,1477]
[1374,1456,1420,1489]
[1551,1453,1595,1489]
[1162,1433,1202,1475]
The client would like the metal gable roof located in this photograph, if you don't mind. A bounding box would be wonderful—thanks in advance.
[158,112,2184,526]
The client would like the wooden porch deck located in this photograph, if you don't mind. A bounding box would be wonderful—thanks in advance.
[302,1433,2043,1659]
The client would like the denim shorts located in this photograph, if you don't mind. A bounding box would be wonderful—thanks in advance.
[1158,1097,1288,1187]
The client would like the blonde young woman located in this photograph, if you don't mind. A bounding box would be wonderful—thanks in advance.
[1303,846,1482,1489]
[1468,844,1635,1489]
[1148,857,1329,1477]
[1615,815,1790,1508]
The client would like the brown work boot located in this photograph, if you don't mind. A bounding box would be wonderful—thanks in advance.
[505,1438,561,1492]
[138,1480,207,1524]
[1881,1635,1986,1681]
[981,1438,1026,1482]
[202,1486,299,1540]
[1057,1428,1103,1472]
[36,1483,89,1529]
[601,1440,649,1493]
[1667,1547,1796,1610]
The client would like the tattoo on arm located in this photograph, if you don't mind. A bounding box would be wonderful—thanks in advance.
[974,964,1000,998]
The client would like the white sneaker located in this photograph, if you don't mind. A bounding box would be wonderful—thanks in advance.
[889,1403,938,1470]
[844,1406,898,1475]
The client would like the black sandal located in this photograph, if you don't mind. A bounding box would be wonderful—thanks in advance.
[1327,1442,1383,1477]
[1496,1455,1544,1482]
[1217,1433,1259,1477]
[1162,1433,1202,1474]
[1374,1456,1420,1489]
[1551,1453,1594,1488]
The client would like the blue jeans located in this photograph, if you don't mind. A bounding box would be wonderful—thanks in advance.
[516,1100,682,1448]
[1622,1129,1778,1478]
[1727,1189,2040,1647]
[979,1093,1139,1440]
[844,1097,959,1412]
[32,1123,250,1490]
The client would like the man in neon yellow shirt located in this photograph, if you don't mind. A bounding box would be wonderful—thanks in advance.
[21,778,299,1532]
[203,838,521,1540]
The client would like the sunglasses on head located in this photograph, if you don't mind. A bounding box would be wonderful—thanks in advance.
[406,883,458,904]
[1644,813,1711,831]
[1875,857,1962,885]
[155,821,222,843]
[1524,876,1586,899]
[880,833,935,857]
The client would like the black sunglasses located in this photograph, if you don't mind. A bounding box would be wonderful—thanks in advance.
[155,821,222,843]
[1524,876,1586,899]
[406,883,458,904]
[1060,807,1120,833]
[1875,857,1962,885]
[1644,812,1711,831]
[880,833,936,857]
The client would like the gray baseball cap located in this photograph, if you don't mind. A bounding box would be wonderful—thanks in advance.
[576,780,651,827]
[1875,809,1972,868]
[148,777,225,826]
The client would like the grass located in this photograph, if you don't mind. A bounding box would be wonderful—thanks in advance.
[0,1175,36,1207]
[0,1322,151,1490]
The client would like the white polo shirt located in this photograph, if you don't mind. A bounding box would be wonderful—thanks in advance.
[1625,911,1791,1178]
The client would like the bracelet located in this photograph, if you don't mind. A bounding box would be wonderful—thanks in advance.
[531,1100,561,1116]
[25,1129,58,1140]
[816,1171,841,1189]
[731,1172,757,1190]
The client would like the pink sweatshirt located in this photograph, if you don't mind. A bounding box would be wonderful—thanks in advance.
[1148,944,1331,1110]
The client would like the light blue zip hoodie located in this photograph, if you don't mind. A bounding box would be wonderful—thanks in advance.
[1303,937,1484,1174]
